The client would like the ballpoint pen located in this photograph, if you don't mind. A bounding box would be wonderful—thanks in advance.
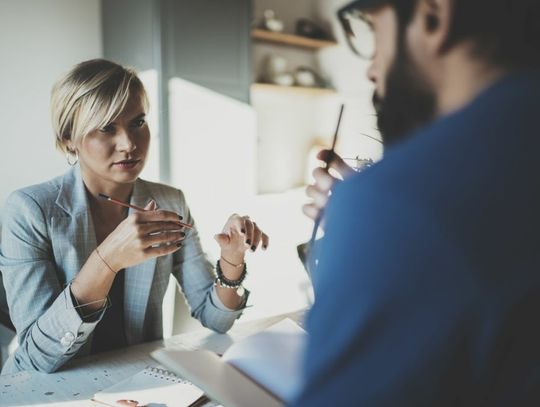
[308,103,345,247]
[98,193,193,229]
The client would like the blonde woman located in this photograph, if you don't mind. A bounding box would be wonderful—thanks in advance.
[0,59,268,374]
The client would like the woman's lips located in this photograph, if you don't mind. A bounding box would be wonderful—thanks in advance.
[113,159,140,170]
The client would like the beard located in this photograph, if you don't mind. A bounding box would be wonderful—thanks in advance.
[373,39,437,146]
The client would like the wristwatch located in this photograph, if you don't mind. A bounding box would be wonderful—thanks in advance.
[236,285,246,298]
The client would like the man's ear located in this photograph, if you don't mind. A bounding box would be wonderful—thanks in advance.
[419,0,453,55]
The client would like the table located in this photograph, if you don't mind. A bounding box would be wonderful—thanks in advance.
[0,310,305,407]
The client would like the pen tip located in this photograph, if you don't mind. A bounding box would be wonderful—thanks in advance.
[98,193,110,200]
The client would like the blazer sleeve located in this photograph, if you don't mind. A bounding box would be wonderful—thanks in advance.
[0,191,102,373]
[170,190,248,334]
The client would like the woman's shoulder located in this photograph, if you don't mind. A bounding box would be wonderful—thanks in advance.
[5,174,64,209]
[2,174,67,230]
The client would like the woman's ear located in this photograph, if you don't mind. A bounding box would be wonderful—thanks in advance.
[66,142,77,154]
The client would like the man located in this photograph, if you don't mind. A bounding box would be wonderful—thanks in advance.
[296,0,540,405]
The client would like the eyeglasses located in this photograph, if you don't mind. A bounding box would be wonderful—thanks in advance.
[337,1,376,59]
[342,156,375,171]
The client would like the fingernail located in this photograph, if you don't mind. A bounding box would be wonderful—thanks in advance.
[180,232,186,237]
[246,239,251,245]
[176,242,183,248]
[178,214,183,220]
[251,246,256,252]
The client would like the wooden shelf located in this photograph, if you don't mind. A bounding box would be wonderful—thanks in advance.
[251,29,337,50]
[251,83,337,95]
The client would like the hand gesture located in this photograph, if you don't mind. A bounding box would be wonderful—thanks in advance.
[98,200,187,271]
[303,149,355,222]
[214,214,269,262]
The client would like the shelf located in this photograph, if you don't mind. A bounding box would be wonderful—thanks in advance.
[251,29,337,50]
[251,83,337,95]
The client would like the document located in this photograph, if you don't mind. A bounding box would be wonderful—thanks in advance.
[151,318,307,407]
[93,366,204,406]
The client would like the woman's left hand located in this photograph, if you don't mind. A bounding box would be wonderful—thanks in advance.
[214,214,269,260]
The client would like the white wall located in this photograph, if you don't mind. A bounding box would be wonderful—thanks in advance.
[168,77,259,332]
[0,0,103,214]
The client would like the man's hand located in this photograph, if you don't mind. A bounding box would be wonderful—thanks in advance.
[303,150,355,222]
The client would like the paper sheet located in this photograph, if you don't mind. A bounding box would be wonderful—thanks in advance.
[0,345,153,406]
[221,318,307,403]
[93,366,203,406]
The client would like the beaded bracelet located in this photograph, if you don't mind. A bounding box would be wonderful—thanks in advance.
[215,259,247,288]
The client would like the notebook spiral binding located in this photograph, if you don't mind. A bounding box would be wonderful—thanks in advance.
[144,366,189,384]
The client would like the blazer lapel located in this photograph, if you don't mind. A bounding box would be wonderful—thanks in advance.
[53,165,97,285]
[124,178,157,345]
[55,170,158,345]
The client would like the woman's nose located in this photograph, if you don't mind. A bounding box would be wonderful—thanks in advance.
[116,129,137,152]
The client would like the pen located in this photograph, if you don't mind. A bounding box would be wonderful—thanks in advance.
[98,193,193,229]
[309,104,344,245]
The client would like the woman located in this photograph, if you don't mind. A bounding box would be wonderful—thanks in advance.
[0,59,268,374]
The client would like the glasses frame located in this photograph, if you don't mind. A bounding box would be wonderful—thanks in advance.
[337,0,376,59]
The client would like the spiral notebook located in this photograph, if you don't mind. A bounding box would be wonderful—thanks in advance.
[92,366,205,407]
[151,318,307,407]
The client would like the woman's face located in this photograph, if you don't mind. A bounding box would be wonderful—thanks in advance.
[74,93,150,188]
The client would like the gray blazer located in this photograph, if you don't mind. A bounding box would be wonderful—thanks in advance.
[0,165,246,374]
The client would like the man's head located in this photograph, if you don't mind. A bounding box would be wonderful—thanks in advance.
[339,0,540,145]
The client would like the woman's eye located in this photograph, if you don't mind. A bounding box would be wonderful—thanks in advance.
[134,119,146,127]
[99,124,115,134]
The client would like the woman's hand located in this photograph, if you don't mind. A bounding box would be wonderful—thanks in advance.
[72,201,187,312]
[98,201,187,272]
[214,214,269,263]
[302,150,355,223]
[214,214,269,309]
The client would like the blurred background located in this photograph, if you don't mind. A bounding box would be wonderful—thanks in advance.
[0,0,381,338]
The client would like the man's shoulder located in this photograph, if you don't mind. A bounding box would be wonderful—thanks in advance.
[337,73,540,210]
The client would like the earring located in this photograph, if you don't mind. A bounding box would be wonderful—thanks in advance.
[66,149,78,166]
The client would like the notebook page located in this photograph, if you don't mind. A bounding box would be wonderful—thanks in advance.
[93,366,204,406]
[221,318,307,403]
[0,344,152,405]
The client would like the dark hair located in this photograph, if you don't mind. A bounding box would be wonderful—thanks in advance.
[391,0,540,70]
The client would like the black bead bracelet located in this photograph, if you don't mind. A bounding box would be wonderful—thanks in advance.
[215,259,247,288]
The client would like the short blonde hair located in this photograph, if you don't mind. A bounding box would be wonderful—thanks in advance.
[51,59,149,154]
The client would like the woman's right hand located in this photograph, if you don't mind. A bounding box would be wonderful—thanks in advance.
[303,150,355,222]
[97,201,187,272]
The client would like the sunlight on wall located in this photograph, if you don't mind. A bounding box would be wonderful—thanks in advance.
[167,78,312,334]
[168,78,257,253]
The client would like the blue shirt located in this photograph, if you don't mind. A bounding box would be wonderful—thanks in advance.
[293,72,540,406]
